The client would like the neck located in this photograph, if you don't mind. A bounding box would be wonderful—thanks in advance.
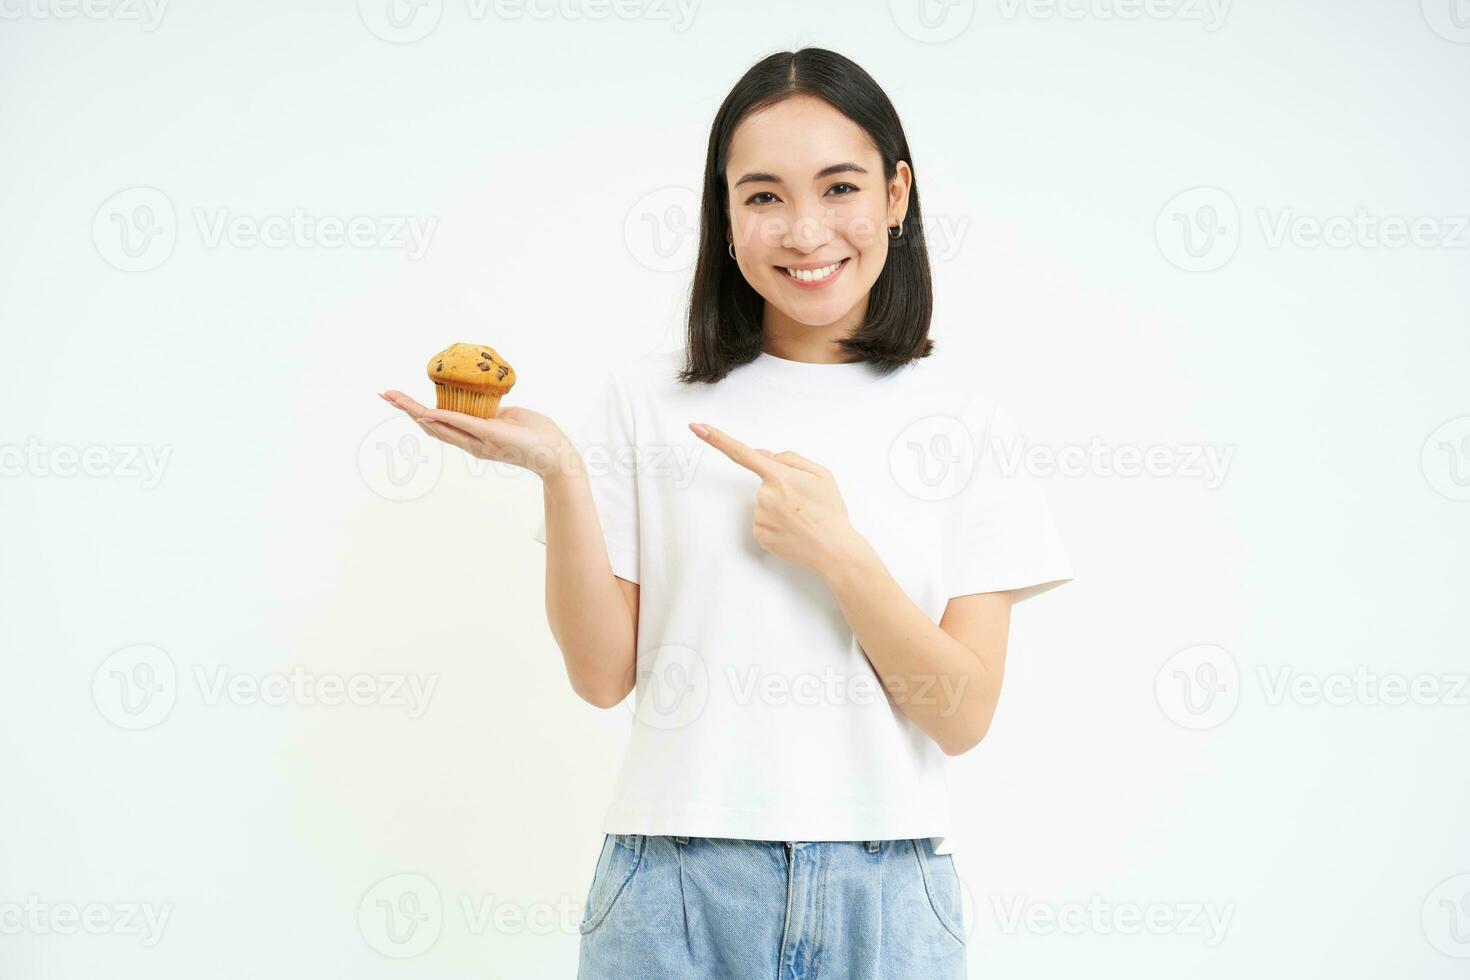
[759,296,870,364]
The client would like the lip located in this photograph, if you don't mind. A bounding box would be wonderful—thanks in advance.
[777,257,849,289]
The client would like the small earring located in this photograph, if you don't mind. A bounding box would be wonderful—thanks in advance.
[888,221,904,240]
[728,241,736,260]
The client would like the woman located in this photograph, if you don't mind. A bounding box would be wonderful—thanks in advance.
[382,46,1073,980]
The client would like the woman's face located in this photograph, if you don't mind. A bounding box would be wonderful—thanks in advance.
[724,95,911,331]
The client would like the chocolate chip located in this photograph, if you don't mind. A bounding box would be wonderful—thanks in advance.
[496,365,509,380]
[436,360,443,372]
[480,351,492,359]
[478,361,491,371]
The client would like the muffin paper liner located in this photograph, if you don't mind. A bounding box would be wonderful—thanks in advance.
[434,384,504,419]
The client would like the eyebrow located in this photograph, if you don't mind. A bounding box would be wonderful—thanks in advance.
[733,162,868,188]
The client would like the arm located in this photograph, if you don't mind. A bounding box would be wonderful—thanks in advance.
[689,420,1016,756]
[377,389,637,710]
[541,459,639,709]
[820,531,1013,756]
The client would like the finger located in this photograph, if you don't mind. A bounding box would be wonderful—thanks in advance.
[417,417,481,456]
[772,450,826,475]
[419,407,503,439]
[381,390,431,419]
[691,422,780,479]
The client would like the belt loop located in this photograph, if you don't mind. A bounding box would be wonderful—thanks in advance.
[675,835,689,844]
[865,840,880,853]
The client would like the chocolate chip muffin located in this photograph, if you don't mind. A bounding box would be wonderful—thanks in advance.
[427,343,516,419]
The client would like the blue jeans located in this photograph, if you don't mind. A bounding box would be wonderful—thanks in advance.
[577,834,968,979]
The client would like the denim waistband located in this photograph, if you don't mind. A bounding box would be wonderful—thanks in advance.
[626,834,889,853]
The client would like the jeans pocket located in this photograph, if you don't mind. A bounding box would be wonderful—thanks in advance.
[579,833,645,935]
[909,838,966,948]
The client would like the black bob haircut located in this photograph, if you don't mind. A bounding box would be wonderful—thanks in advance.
[677,47,935,385]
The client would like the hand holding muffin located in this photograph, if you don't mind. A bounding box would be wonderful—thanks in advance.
[380,343,576,481]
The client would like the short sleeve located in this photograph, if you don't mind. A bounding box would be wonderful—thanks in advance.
[944,400,1074,603]
[531,371,640,584]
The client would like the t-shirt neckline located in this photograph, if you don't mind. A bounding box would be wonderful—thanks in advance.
[743,350,896,393]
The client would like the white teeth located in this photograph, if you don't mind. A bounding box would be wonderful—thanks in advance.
[784,259,844,282]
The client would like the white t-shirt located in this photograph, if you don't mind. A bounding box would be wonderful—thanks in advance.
[533,348,1074,856]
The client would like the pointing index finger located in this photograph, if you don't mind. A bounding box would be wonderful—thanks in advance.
[691,422,779,479]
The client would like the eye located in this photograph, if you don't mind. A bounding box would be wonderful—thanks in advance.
[745,191,780,206]
[827,183,859,196]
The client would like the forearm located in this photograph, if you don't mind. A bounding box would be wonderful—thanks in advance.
[818,532,999,755]
[541,457,636,708]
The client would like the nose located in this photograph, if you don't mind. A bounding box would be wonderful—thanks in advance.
[782,196,833,252]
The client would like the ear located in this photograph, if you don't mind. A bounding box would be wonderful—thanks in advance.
[889,160,913,227]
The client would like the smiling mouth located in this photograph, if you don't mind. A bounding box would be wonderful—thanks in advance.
[778,257,849,283]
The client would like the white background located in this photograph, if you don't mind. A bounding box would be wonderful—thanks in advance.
[2,0,1468,976]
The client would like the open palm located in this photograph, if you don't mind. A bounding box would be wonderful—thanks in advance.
[379,389,574,479]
